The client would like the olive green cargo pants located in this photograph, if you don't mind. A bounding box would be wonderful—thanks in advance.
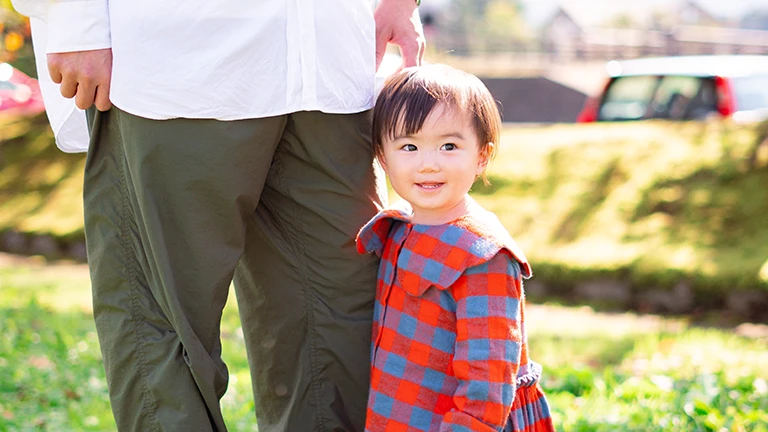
[83,107,385,431]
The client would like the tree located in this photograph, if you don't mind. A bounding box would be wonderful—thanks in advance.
[440,0,533,55]
[484,0,532,51]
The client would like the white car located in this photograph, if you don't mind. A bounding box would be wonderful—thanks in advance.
[577,55,768,123]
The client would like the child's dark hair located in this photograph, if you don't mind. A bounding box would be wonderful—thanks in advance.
[372,64,502,183]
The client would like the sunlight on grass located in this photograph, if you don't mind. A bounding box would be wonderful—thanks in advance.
[4,116,768,308]
[472,120,768,294]
[0,263,92,312]
[0,115,86,238]
[0,261,251,430]
[0,297,113,430]
[2,262,766,431]
[16,168,85,236]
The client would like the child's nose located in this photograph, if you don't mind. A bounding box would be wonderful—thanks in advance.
[418,151,439,172]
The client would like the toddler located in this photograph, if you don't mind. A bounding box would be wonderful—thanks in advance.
[356,64,555,432]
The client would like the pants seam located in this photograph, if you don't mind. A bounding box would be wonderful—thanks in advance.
[272,145,328,432]
[115,111,162,431]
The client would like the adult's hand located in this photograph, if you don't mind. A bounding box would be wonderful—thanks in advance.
[374,0,426,71]
[48,48,113,111]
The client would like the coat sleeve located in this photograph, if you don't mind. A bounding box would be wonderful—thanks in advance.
[440,252,524,432]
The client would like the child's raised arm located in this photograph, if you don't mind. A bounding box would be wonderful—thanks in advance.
[441,252,524,431]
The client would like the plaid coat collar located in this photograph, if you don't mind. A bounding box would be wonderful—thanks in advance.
[357,200,531,296]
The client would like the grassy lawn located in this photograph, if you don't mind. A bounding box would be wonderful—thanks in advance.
[474,120,768,295]
[2,115,768,429]
[4,116,768,309]
[1,256,766,431]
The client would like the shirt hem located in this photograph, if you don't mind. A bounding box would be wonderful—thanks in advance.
[111,100,375,121]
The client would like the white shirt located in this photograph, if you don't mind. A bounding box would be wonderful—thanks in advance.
[14,0,378,152]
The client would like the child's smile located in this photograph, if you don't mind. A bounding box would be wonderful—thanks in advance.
[417,182,442,188]
[380,104,488,225]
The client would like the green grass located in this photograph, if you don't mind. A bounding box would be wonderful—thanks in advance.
[3,115,768,303]
[471,120,768,296]
[0,265,256,431]
[1,263,766,431]
[2,116,768,429]
[530,323,768,431]
[0,114,86,240]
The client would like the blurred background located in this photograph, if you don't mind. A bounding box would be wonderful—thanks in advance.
[419,0,768,122]
[1,1,768,431]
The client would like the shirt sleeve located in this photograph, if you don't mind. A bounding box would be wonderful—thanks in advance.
[12,0,112,52]
[440,252,524,432]
[47,0,111,52]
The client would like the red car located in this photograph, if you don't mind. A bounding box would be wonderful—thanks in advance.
[0,62,45,115]
[577,55,768,124]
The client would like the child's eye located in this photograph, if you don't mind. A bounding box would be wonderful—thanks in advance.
[402,144,418,152]
[441,143,457,151]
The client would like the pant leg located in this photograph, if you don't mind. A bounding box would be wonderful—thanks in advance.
[234,110,386,432]
[84,108,286,431]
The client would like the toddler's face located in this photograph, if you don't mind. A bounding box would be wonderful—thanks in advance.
[379,104,487,225]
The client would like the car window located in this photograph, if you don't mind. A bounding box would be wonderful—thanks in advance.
[648,76,702,120]
[598,76,659,121]
[731,75,768,112]
[684,78,718,120]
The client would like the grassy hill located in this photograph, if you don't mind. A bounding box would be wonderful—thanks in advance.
[472,119,768,316]
[2,113,767,316]
[0,114,85,243]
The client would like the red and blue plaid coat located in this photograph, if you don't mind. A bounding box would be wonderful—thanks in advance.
[356,202,555,432]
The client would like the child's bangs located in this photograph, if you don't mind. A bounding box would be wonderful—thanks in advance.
[380,74,464,142]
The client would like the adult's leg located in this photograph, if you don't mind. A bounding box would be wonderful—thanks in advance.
[83,108,285,431]
[234,110,385,431]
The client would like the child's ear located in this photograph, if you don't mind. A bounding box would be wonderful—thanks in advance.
[476,142,494,175]
[376,153,388,174]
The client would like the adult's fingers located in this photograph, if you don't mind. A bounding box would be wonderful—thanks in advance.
[47,56,63,84]
[44,49,113,109]
[94,83,112,111]
[74,80,97,110]
[59,78,78,99]
[399,38,420,68]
